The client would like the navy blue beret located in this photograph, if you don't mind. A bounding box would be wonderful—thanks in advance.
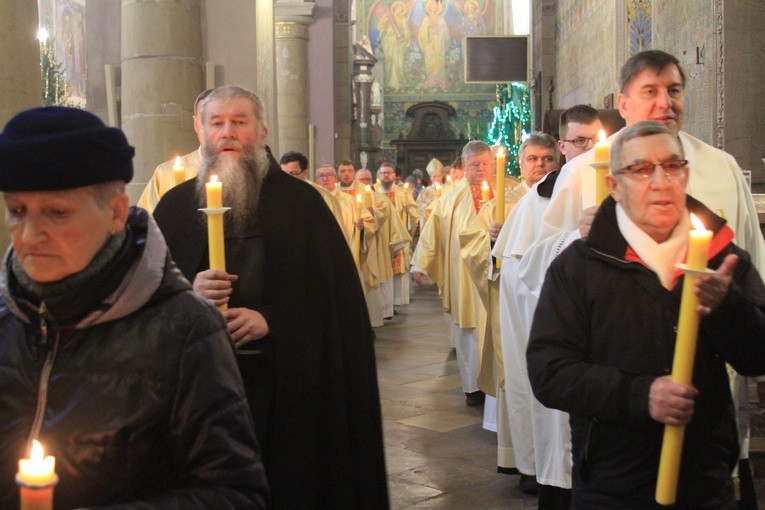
[0,106,134,191]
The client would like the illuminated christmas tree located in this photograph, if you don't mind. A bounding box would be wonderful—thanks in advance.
[486,83,531,177]
[39,30,72,107]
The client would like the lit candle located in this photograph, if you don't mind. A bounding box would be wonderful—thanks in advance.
[17,440,57,510]
[481,181,490,202]
[594,130,610,205]
[206,174,223,209]
[205,175,227,311]
[655,213,712,505]
[495,148,506,225]
[594,129,609,163]
[353,194,362,266]
[445,175,452,189]
[172,155,185,185]
[364,185,374,208]
[435,182,442,197]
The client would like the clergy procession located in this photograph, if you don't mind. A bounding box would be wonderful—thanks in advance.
[3,0,765,507]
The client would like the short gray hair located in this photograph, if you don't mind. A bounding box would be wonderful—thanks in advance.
[201,85,267,128]
[461,140,491,161]
[315,165,336,177]
[519,132,558,161]
[610,120,683,174]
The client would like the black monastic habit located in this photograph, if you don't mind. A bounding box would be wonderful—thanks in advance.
[153,153,389,509]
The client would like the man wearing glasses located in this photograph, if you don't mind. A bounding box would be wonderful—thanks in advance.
[496,49,765,510]
[527,120,765,508]
[558,105,603,162]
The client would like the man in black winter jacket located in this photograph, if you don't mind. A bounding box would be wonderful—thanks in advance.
[527,121,765,509]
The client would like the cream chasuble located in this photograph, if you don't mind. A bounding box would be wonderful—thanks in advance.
[138,149,200,212]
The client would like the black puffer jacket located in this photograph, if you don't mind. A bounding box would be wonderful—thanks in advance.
[527,196,765,508]
[0,208,268,509]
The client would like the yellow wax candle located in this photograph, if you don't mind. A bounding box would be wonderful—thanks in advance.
[206,174,223,209]
[495,149,506,225]
[481,181,490,202]
[353,194,362,265]
[655,213,711,506]
[17,440,57,510]
[594,130,610,204]
[364,185,374,208]
[172,155,185,185]
[205,175,227,311]
[594,129,609,162]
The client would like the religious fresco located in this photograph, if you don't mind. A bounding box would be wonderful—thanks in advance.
[54,0,87,105]
[360,0,502,144]
[627,0,651,55]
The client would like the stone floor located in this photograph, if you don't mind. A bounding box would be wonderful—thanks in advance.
[375,283,765,509]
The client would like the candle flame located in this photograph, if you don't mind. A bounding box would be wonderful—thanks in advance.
[404,182,409,189]
[497,148,505,157]
[446,176,451,184]
[598,129,606,143]
[356,194,362,203]
[690,213,706,232]
[174,156,183,168]
[482,181,489,188]
[435,183,441,190]
[30,440,44,461]
[210,175,219,184]
[365,184,371,192]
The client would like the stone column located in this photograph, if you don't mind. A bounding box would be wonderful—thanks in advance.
[0,0,40,251]
[0,1,39,125]
[275,1,315,161]
[257,0,279,156]
[121,0,203,202]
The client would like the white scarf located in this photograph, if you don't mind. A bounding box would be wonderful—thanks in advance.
[616,204,690,290]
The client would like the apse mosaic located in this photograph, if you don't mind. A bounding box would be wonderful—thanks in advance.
[360,0,503,143]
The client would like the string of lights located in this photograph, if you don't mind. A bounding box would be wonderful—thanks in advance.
[486,83,531,177]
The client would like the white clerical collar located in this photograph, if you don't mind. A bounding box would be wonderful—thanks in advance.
[615,203,689,290]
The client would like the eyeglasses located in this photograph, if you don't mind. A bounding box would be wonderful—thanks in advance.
[614,159,688,181]
[560,136,598,148]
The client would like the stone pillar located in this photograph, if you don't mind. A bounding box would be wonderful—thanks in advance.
[0,0,40,251]
[121,0,203,203]
[275,2,315,161]
[0,2,39,125]
[257,0,279,156]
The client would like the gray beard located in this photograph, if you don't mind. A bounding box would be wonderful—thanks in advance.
[197,144,270,235]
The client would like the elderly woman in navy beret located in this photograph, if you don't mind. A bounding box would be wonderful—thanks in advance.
[0,106,268,509]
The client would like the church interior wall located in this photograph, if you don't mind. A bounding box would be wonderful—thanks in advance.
[308,0,339,167]
[551,0,765,186]
[718,0,765,187]
[552,0,617,110]
[653,1,716,156]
